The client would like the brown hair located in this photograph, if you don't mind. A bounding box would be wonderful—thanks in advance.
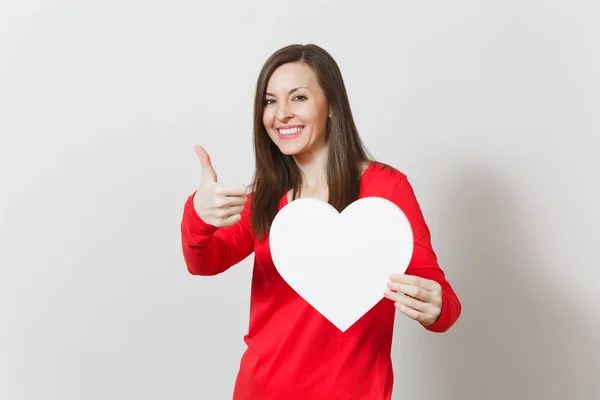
[250,44,374,241]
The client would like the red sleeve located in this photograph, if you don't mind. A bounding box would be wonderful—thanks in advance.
[180,191,255,276]
[390,176,462,333]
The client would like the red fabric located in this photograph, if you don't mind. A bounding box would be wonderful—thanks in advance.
[181,162,461,400]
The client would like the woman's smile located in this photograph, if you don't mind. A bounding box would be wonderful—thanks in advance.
[277,125,305,140]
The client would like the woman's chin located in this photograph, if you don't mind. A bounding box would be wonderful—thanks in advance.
[278,148,301,156]
[274,139,328,158]
[274,142,303,156]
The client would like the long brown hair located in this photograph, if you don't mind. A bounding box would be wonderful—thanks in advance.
[250,44,374,241]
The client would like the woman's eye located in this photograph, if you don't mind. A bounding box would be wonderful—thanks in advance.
[264,96,305,105]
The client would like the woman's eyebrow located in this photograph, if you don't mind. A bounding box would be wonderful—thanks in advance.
[265,86,310,97]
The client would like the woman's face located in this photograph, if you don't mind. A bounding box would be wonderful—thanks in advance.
[263,62,330,157]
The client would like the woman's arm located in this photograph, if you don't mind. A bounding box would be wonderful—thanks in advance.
[389,176,462,333]
[180,191,255,276]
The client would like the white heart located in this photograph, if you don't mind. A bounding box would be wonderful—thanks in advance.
[269,196,414,332]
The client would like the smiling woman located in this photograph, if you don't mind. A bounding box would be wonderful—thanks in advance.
[250,45,374,241]
[180,43,462,400]
[262,64,330,155]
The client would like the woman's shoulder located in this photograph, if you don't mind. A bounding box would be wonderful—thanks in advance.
[363,160,407,186]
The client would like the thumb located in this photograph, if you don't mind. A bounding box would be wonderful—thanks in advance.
[194,145,217,183]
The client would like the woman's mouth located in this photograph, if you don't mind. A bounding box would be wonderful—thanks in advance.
[277,126,304,140]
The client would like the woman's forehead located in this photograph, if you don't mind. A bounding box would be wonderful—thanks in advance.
[266,63,317,91]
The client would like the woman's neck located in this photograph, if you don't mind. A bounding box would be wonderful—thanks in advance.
[293,145,329,188]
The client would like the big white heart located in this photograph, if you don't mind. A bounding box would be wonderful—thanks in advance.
[269,196,414,332]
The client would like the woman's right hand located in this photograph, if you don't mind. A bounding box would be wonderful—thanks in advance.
[193,145,248,228]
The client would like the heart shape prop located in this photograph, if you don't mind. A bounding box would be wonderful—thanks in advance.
[269,197,414,332]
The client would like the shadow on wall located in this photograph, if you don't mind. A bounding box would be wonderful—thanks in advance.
[419,166,597,400]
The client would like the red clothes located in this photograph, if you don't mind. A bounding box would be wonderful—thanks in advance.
[181,162,461,400]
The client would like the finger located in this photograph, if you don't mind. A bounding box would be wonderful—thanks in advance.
[389,273,439,292]
[194,145,218,183]
[216,195,247,208]
[219,205,244,218]
[383,289,429,313]
[216,184,248,197]
[384,290,430,322]
[220,213,242,226]
[395,303,423,321]
[387,281,432,302]
[392,292,430,313]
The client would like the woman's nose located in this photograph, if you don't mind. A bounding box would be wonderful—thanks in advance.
[276,103,293,121]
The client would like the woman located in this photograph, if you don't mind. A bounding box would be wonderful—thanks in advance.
[181,44,461,400]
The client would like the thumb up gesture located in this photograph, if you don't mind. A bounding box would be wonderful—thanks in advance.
[192,145,248,228]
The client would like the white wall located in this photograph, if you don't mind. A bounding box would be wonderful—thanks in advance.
[1,1,598,399]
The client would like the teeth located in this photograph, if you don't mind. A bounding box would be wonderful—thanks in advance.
[279,127,303,135]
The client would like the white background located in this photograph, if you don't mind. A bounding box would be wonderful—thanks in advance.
[1,1,598,399]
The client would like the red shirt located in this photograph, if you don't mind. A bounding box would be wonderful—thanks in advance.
[181,162,461,400]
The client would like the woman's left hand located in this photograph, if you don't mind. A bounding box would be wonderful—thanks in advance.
[384,273,442,327]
